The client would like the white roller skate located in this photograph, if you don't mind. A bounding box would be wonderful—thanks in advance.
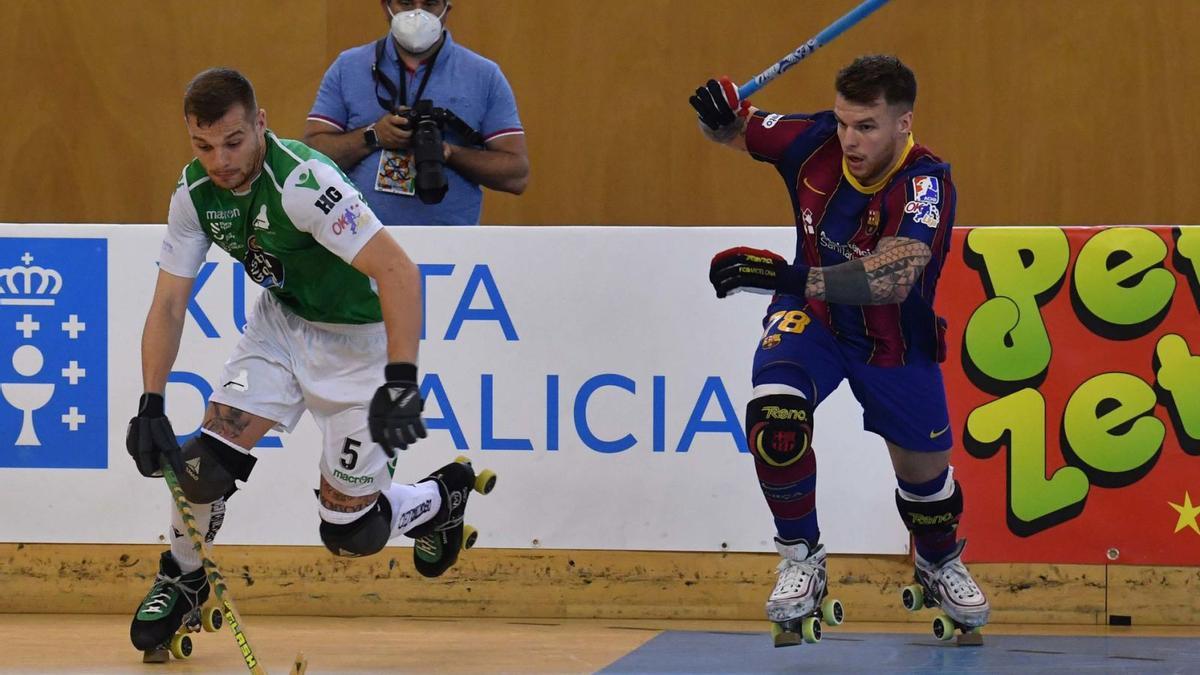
[766,538,843,647]
[902,539,989,644]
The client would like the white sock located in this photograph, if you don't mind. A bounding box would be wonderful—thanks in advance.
[898,466,956,503]
[169,497,226,574]
[384,481,440,538]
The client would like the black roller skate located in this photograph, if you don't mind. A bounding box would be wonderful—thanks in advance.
[405,456,497,578]
[130,550,223,662]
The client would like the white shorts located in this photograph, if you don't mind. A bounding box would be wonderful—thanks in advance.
[209,292,392,497]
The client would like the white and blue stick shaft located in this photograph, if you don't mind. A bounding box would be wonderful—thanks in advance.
[738,0,892,100]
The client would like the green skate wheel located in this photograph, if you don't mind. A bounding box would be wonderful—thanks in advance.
[169,633,193,659]
[932,613,955,641]
[821,597,844,626]
[902,584,924,611]
[475,469,497,495]
[202,606,223,632]
[462,525,478,550]
[801,616,821,644]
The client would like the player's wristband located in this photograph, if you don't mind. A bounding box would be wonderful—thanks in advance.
[138,392,165,417]
[385,362,418,383]
[777,263,811,297]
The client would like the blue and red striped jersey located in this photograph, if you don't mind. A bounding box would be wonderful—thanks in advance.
[745,109,955,366]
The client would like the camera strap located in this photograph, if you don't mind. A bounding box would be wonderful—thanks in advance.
[372,36,441,113]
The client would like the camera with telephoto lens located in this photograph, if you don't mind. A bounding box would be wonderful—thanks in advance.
[399,100,485,205]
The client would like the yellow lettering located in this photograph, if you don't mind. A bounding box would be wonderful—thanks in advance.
[760,405,808,421]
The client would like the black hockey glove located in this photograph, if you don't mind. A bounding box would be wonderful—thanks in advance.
[689,76,751,132]
[709,247,809,299]
[368,362,427,457]
[126,393,183,478]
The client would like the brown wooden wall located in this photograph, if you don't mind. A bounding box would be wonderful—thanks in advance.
[1,0,1197,226]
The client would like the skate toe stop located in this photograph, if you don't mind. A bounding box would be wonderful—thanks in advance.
[142,648,169,664]
[956,631,984,646]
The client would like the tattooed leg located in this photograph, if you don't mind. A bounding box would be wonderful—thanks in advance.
[320,475,380,514]
[201,402,276,449]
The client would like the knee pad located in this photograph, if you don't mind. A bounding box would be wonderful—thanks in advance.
[320,497,392,558]
[178,432,257,504]
[895,480,963,535]
[746,389,814,469]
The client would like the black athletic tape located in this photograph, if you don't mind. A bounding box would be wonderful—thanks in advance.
[138,392,165,417]
[385,362,418,382]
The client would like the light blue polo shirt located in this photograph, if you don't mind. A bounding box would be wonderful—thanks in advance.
[308,31,523,226]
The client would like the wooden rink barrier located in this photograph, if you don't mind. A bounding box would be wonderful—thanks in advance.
[0,543,1193,627]
[2,1,1200,227]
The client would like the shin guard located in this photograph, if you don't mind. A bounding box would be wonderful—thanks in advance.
[746,387,818,544]
[895,479,963,564]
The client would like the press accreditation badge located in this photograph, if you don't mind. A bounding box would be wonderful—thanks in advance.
[375,149,415,196]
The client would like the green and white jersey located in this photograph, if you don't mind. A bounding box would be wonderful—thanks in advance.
[159,132,385,324]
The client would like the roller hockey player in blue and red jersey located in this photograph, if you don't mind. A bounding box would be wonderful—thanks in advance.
[690,55,989,640]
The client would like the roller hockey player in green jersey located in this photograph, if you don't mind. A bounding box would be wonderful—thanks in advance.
[125,68,493,659]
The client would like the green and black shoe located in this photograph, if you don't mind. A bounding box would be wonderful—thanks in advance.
[129,550,209,652]
[406,457,496,578]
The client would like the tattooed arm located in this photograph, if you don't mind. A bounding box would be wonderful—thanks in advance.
[806,237,933,305]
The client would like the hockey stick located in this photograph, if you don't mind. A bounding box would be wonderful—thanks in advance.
[737,0,892,100]
[162,459,308,675]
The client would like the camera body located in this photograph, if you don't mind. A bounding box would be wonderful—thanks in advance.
[398,100,484,205]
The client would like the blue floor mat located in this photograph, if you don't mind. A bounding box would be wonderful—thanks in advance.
[600,630,1200,674]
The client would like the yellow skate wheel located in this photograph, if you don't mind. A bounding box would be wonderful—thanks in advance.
[169,633,193,660]
[462,525,478,550]
[801,616,821,644]
[821,597,844,626]
[454,455,471,465]
[932,613,955,641]
[770,621,801,648]
[901,584,924,611]
[475,469,497,495]
[202,606,223,632]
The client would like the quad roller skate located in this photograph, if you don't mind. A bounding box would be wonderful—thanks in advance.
[406,456,497,578]
[766,539,844,647]
[131,550,224,662]
[901,540,989,645]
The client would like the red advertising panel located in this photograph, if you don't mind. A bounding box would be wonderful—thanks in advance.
[941,226,1200,565]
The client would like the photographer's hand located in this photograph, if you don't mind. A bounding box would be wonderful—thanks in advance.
[374,108,413,150]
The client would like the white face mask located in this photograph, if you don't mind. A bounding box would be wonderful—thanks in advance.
[389,4,448,54]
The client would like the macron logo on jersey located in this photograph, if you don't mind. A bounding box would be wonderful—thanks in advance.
[913,176,940,204]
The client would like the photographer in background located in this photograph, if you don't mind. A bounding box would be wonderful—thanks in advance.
[305,0,529,225]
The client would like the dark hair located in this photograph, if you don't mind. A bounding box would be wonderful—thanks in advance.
[835,55,916,110]
[183,68,258,126]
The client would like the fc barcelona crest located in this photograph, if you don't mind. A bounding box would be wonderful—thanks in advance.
[866,209,881,234]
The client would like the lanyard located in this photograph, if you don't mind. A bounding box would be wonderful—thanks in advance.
[372,36,440,113]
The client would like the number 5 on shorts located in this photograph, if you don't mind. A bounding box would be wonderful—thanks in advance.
[340,438,360,471]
